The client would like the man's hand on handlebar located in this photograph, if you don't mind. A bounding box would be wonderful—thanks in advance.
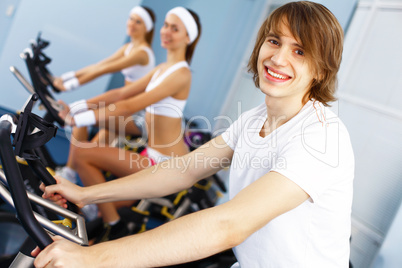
[32,236,92,268]
[40,176,86,209]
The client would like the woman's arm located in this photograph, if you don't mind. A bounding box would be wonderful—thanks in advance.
[73,45,126,77]
[75,46,150,85]
[84,68,156,108]
[61,65,189,127]
[91,45,127,66]
[54,46,127,91]
[91,67,191,124]
[57,68,156,125]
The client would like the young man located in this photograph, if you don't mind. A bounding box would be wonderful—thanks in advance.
[34,2,354,267]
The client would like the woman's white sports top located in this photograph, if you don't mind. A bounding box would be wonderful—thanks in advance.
[121,44,155,82]
[145,61,189,118]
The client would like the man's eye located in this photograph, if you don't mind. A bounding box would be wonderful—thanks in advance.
[269,39,279,46]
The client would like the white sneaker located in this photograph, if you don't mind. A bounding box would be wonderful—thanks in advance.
[81,204,99,221]
[55,166,77,184]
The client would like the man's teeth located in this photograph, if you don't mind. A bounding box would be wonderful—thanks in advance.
[267,68,287,79]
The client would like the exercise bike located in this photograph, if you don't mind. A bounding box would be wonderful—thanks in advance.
[0,94,88,267]
[7,34,235,262]
[0,95,235,268]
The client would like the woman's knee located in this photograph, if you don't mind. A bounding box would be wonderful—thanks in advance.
[70,146,91,169]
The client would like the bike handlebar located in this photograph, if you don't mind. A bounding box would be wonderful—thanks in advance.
[0,120,53,249]
[23,51,65,126]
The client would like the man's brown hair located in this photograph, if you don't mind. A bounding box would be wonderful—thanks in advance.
[248,1,344,106]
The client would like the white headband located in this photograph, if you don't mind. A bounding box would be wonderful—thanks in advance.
[130,6,153,32]
[167,7,198,44]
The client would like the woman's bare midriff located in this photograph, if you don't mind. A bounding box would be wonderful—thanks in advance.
[145,112,189,157]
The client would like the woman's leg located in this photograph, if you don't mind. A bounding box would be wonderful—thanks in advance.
[60,117,144,185]
[65,127,89,168]
[65,118,140,168]
[56,127,91,182]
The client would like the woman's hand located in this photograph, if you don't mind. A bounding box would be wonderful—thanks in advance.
[32,236,94,268]
[40,176,86,209]
[57,100,75,126]
[53,77,67,92]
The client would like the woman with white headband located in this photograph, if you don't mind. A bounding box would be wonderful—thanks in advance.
[54,5,156,185]
[54,7,202,243]
[53,5,156,91]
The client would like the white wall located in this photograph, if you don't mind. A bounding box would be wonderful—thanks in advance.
[337,1,402,267]
[0,0,266,130]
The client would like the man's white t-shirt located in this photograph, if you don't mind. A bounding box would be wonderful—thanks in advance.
[221,100,355,268]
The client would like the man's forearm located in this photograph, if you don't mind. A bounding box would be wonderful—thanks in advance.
[84,157,197,205]
[90,204,237,267]
[83,140,231,205]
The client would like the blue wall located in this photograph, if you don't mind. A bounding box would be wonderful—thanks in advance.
[0,0,265,164]
[0,0,22,53]
[0,0,142,164]
[0,0,141,115]
[0,0,265,126]
[0,0,356,127]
